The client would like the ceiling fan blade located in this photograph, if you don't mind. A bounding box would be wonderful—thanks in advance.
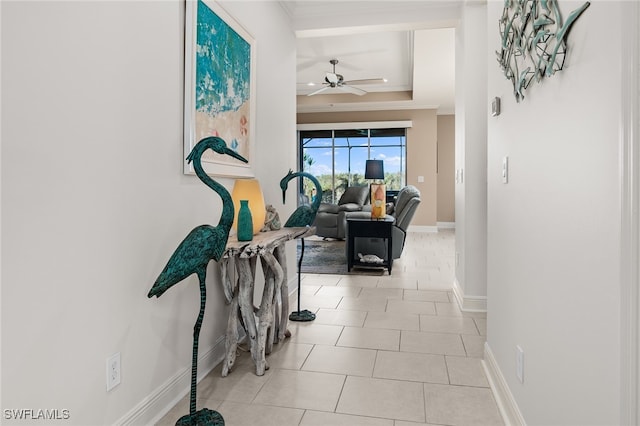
[338,85,367,96]
[342,78,387,85]
[307,86,331,96]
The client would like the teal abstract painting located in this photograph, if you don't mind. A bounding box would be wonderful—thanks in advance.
[196,0,250,116]
[184,0,255,178]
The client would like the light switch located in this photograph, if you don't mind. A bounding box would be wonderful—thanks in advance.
[492,97,501,116]
[502,156,509,184]
[417,176,425,183]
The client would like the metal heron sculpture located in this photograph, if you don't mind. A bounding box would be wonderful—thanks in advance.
[148,137,247,426]
[279,170,322,322]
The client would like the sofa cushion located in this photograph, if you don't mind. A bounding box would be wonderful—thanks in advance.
[338,186,369,206]
[339,202,365,212]
[317,203,340,214]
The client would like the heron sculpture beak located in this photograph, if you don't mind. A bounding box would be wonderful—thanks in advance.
[282,190,286,204]
[223,148,248,163]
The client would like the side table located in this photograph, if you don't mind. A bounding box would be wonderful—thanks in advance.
[346,216,394,274]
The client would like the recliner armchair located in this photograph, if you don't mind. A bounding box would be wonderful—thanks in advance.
[346,185,421,260]
[313,186,369,239]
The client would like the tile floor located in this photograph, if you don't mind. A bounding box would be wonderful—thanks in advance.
[157,230,504,426]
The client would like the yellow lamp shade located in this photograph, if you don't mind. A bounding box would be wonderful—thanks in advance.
[231,179,266,235]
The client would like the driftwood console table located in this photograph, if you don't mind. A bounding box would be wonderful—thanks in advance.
[220,226,315,376]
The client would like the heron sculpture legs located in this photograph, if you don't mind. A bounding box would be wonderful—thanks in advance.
[176,273,224,426]
[289,238,316,322]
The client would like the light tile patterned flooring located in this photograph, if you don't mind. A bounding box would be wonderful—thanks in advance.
[158,230,504,425]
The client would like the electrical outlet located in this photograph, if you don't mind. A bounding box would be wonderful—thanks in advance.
[516,345,524,383]
[106,352,121,391]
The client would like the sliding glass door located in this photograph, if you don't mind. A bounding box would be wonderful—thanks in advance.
[299,127,406,204]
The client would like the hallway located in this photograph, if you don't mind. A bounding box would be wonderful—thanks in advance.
[158,230,503,425]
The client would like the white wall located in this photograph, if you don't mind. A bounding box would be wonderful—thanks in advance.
[454,4,488,310]
[0,1,296,424]
[486,1,624,424]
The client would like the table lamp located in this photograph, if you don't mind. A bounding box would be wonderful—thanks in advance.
[365,159,384,181]
[231,179,266,239]
[365,160,386,219]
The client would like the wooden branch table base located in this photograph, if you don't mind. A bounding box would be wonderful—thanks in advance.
[220,227,315,376]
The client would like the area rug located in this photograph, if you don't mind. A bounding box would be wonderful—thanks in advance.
[295,238,384,275]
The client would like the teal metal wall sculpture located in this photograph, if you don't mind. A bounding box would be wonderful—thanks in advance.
[496,0,590,102]
[148,137,247,426]
[279,170,323,322]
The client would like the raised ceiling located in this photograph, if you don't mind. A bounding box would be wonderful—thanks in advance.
[296,31,414,95]
[281,1,462,114]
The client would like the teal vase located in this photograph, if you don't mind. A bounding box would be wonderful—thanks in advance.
[237,200,253,241]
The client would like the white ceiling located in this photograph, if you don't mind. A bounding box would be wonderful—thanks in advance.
[281,1,462,114]
[296,30,414,94]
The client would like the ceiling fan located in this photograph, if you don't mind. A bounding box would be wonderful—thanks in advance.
[306,59,386,97]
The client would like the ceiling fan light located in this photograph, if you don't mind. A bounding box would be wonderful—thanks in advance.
[326,73,339,84]
[307,82,315,86]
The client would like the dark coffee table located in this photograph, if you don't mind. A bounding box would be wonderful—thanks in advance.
[346,216,394,274]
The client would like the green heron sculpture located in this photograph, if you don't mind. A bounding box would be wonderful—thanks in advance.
[148,137,247,426]
[279,170,322,322]
[279,170,322,228]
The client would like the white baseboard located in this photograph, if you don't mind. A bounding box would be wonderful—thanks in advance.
[118,273,301,424]
[483,342,527,426]
[115,335,227,426]
[408,225,438,233]
[437,221,456,229]
[452,278,487,312]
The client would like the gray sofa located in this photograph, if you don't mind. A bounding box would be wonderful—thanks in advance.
[313,186,369,239]
[346,185,421,260]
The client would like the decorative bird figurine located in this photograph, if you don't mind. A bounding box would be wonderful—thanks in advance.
[148,136,247,426]
[279,170,322,227]
[279,170,323,322]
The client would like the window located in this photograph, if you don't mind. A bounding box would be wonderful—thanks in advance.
[299,126,407,204]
